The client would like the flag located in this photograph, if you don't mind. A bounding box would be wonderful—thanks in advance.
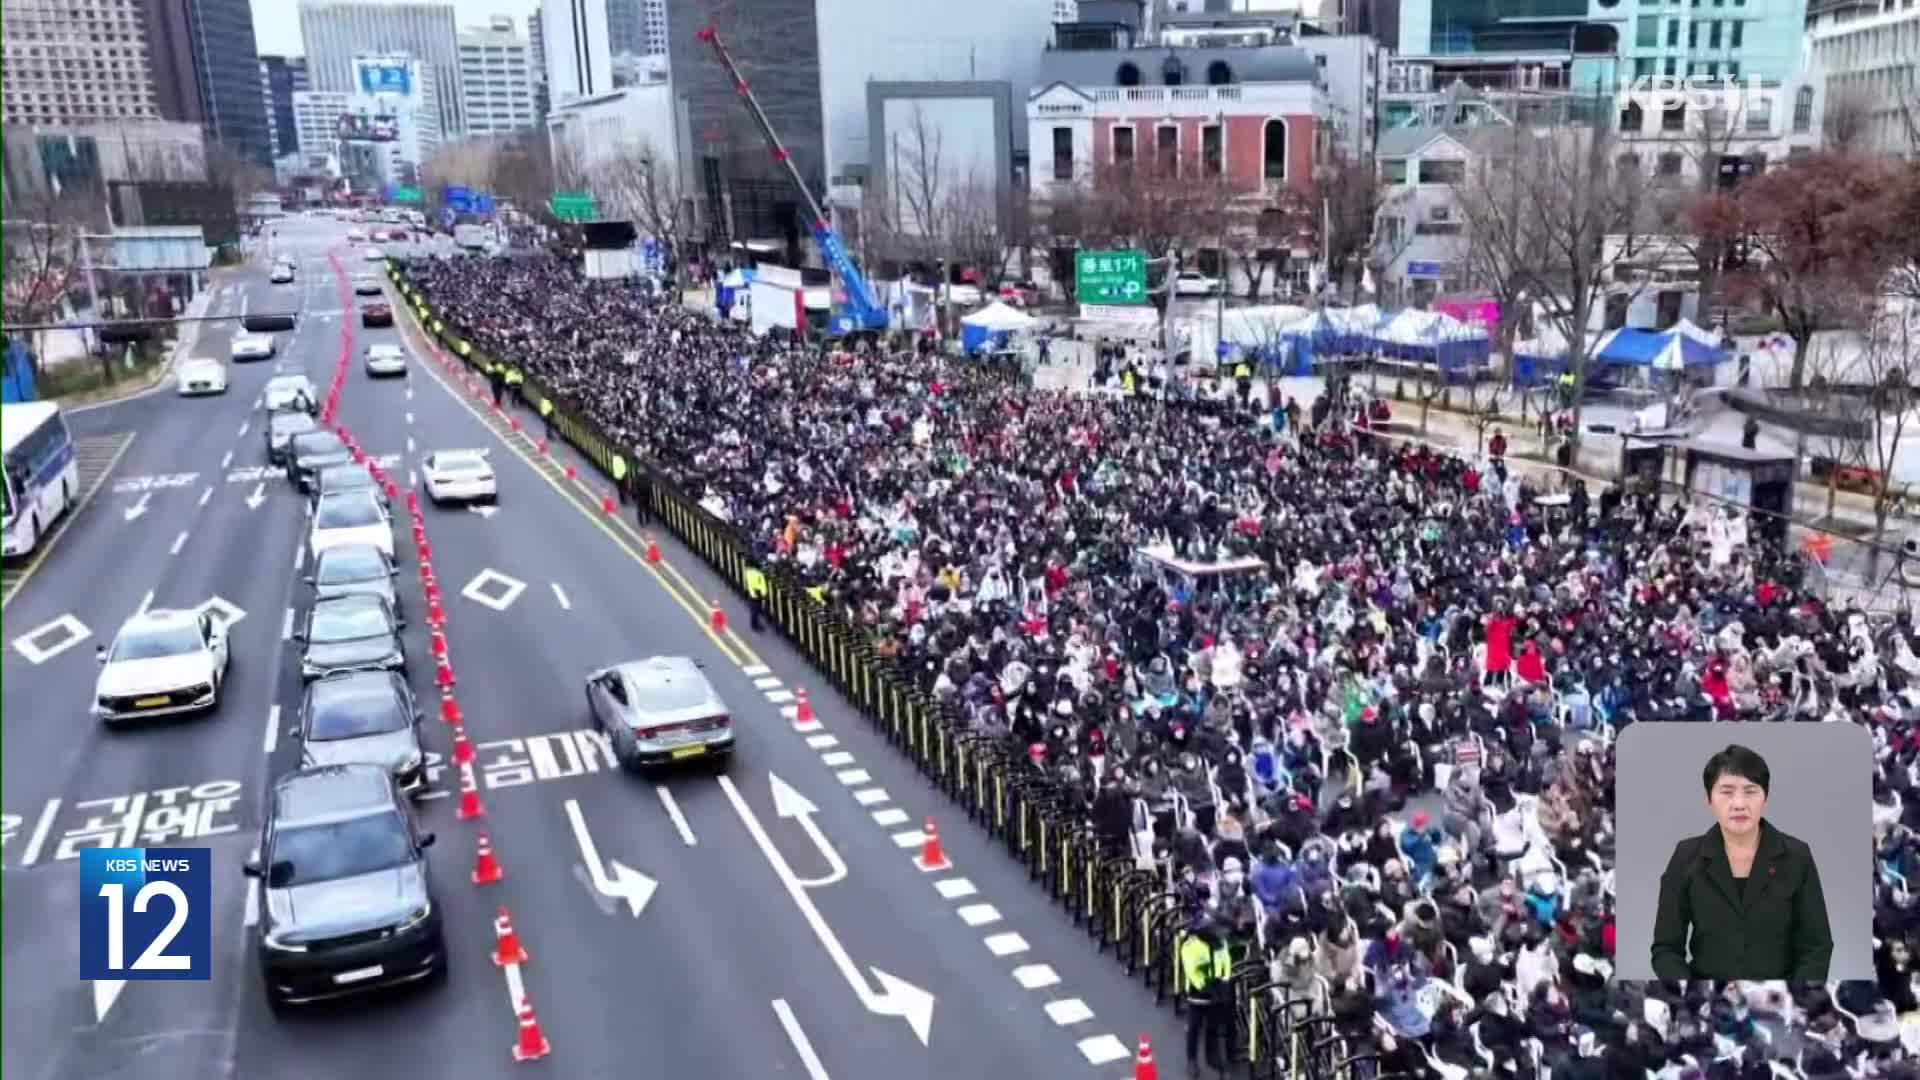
[1361,266,1376,295]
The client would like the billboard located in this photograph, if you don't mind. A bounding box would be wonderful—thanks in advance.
[355,59,413,98]
[337,112,399,142]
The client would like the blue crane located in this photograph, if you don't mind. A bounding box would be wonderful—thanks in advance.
[696,23,890,335]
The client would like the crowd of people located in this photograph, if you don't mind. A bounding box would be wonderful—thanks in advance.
[398,254,1920,1080]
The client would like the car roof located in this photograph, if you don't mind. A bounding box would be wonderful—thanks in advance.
[319,463,371,480]
[290,429,342,445]
[615,656,709,687]
[315,541,385,562]
[429,449,488,465]
[271,764,397,827]
[266,374,312,387]
[314,489,381,514]
[270,411,315,427]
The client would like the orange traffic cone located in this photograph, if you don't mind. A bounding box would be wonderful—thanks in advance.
[509,416,521,432]
[794,688,816,728]
[417,540,432,561]
[565,463,577,480]
[440,695,463,726]
[431,631,448,659]
[491,906,528,965]
[436,655,456,689]
[915,818,950,871]
[709,599,727,634]
[1133,1034,1157,1080]
[428,598,446,627]
[645,535,662,563]
[537,437,550,455]
[452,725,475,766]
[471,830,503,884]
[456,763,486,820]
[511,994,551,1062]
[601,494,616,514]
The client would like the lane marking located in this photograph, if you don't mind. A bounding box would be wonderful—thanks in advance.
[220,449,233,469]
[198,486,213,506]
[11,614,93,665]
[771,999,833,1080]
[805,734,839,750]
[741,664,771,677]
[137,591,153,614]
[891,830,927,849]
[984,933,1030,957]
[820,751,855,767]
[406,435,415,454]
[237,421,249,437]
[836,769,871,786]
[551,583,571,610]
[19,798,61,867]
[293,545,304,572]
[657,785,698,846]
[934,878,977,900]
[853,788,889,806]
[766,689,795,704]
[1077,1035,1131,1065]
[170,530,189,556]
[754,676,784,690]
[872,808,911,827]
[957,903,1001,927]
[1045,999,1095,1026]
[405,412,414,425]
[281,607,295,640]
[1012,964,1060,990]
[263,704,282,754]
[242,847,261,927]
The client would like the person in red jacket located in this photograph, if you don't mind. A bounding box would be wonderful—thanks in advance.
[1484,608,1518,688]
[1515,639,1548,685]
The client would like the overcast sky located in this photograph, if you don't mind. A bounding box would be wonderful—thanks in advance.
[249,0,540,58]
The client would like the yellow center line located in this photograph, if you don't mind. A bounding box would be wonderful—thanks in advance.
[392,306,744,666]
[2,431,138,612]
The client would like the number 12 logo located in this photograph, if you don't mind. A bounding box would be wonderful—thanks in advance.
[79,848,212,981]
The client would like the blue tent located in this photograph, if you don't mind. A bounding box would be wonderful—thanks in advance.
[716,268,753,317]
[1595,327,1725,369]
[1,340,35,402]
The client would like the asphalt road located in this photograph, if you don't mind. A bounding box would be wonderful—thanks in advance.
[4,215,1181,1080]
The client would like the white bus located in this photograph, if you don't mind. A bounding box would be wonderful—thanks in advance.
[2,401,80,557]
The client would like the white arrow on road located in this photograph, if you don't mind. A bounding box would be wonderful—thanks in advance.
[562,798,658,917]
[244,482,267,511]
[467,504,497,518]
[718,774,934,1045]
[91,979,126,1023]
[770,772,847,888]
[123,492,151,522]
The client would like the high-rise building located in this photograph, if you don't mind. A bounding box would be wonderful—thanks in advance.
[1809,0,1920,156]
[1053,0,1079,22]
[641,0,671,57]
[606,0,645,56]
[460,18,540,135]
[299,2,467,136]
[2,0,166,126]
[187,0,274,162]
[544,0,616,103]
[260,56,311,159]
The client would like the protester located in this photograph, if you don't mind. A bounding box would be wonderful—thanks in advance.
[402,254,1919,1079]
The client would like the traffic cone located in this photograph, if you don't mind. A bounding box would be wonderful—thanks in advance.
[440,695,463,726]
[453,725,475,765]
[511,994,551,1062]
[510,416,521,432]
[425,582,442,606]
[537,438,550,455]
[352,446,367,464]
[418,540,432,561]
[384,479,399,499]
[1133,1034,1157,1080]
[645,535,662,563]
[491,906,528,966]
[601,494,616,514]
[471,829,503,884]
[431,630,448,659]
[709,599,727,634]
[915,818,950,871]
[412,522,427,545]
[565,463,577,480]
[407,491,421,513]
[428,598,446,627]
[437,655,456,689]
[456,763,486,820]
[795,688,815,727]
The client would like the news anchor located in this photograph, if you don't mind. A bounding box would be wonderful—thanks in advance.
[1650,744,1834,981]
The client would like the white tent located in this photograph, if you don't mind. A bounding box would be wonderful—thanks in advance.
[1221,304,1313,345]
[1375,309,1447,346]
[1666,318,1723,347]
[960,301,1037,332]
[721,268,750,288]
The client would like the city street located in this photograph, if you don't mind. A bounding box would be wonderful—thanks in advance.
[2,216,1179,1080]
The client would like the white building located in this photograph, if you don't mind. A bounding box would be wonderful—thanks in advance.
[299,2,467,137]
[640,0,669,58]
[545,83,682,220]
[292,84,441,184]
[1,0,163,125]
[1614,71,1824,182]
[459,17,539,136]
[1808,0,1920,156]
[543,0,615,105]
[1296,33,1384,159]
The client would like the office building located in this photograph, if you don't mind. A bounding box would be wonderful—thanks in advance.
[607,0,645,56]
[292,83,441,187]
[299,2,466,136]
[260,56,311,159]
[186,0,274,163]
[2,121,208,201]
[1808,0,1920,155]
[1055,0,1081,21]
[460,18,540,135]
[544,0,615,104]
[546,82,683,214]
[2,0,164,125]
[642,0,671,57]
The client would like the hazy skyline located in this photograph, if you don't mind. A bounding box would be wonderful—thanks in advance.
[248,0,540,58]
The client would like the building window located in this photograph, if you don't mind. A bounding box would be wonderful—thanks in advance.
[1418,159,1466,183]
[1114,124,1134,165]
[1688,21,1700,46]
[1620,101,1644,131]
[1665,57,1678,75]
[1657,152,1684,176]
[1206,60,1232,85]
[1708,20,1722,46]
[1051,125,1073,181]
[1727,61,1739,78]
[1636,15,1660,44]
[1262,118,1288,181]
[1157,124,1179,174]
[1635,57,1654,78]
[1730,21,1743,46]
[1745,98,1771,132]
[1117,62,1141,86]
[1201,123,1223,175]
[1793,86,1814,131]
[1161,58,1185,86]
[1662,103,1686,131]
[1616,152,1642,179]
[1666,19,1680,45]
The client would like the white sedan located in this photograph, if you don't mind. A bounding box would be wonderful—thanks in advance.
[263,374,317,413]
[362,246,386,262]
[93,608,231,724]
[347,228,367,242]
[422,449,497,505]
[176,357,229,396]
[311,490,395,559]
[232,332,276,361]
[1174,271,1221,297]
[365,343,408,377]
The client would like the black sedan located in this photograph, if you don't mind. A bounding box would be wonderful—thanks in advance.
[287,431,352,492]
[266,411,318,465]
[306,543,400,614]
[246,764,444,1011]
[293,594,406,681]
[294,669,425,791]
[313,463,389,509]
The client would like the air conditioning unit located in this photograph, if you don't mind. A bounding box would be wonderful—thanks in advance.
[1427,203,1452,222]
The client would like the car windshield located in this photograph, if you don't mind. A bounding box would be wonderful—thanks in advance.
[111,624,203,661]
[267,379,309,400]
[272,414,315,436]
[315,497,381,528]
[633,674,710,712]
[294,434,347,458]
[309,684,408,739]
[311,600,391,642]
[316,546,386,584]
[320,466,372,491]
[270,813,413,886]
[435,453,486,475]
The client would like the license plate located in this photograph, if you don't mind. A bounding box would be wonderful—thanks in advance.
[134,696,170,708]
[333,965,384,984]
[670,745,707,760]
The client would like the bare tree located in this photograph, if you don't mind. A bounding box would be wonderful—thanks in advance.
[486,131,559,227]
[1803,311,1920,574]
[944,169,1007,286]
[1824,89,1874,153]
[2,183,99,376]
[589,140,687,273]
[1312,151,1386,300]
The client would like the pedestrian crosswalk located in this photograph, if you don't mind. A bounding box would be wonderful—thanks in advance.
[1,433,134,608]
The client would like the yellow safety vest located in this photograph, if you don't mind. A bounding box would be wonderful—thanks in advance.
[506,369,523,386]
[539,398,554,418]
[1181,936,1214,994]
[1235,363,1251,378]
[611,456,628,482]
[1123,370,1136,394]
[745,567,768,599]
[806,584,828,604]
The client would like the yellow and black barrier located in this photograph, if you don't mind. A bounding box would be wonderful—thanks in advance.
[390,265,1348,1078]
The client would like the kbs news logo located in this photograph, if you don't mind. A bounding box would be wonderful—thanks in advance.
[1615,75,1775,117]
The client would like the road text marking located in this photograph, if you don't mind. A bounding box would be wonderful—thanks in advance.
[264,705,282,753]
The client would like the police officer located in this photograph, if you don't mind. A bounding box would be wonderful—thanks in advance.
[539,395,555,441]
[631,463,652,528]
[1181,921,1232,1075]
[505,365,525,406]
[486,361,506,407]
[744,562,770,631]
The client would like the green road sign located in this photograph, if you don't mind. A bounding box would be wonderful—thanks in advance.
[393,186,422,204]
[550,192,597,222]
[1075,248,1148,304]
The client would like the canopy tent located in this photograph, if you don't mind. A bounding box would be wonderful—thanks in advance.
[1371,309,1492,370]
[1595,326,1727,370]
[960,300,1038,353]
[1220,304,1313,348]
[1282,305,1387,369]
[1666,318,1724,348]
[716,267,755,318]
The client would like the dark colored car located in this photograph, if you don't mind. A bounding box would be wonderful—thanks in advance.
[584,656,734,770]
[246,764,444,1011]
[293,595,406,681]
[361,303,393,327]
[287,431,352,492]
[266,411,318,465]
[313,463,389,508]
[306,543,400,613]
[295,669,425,790]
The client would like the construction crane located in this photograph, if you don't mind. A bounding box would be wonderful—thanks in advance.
[695,23,889,335]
